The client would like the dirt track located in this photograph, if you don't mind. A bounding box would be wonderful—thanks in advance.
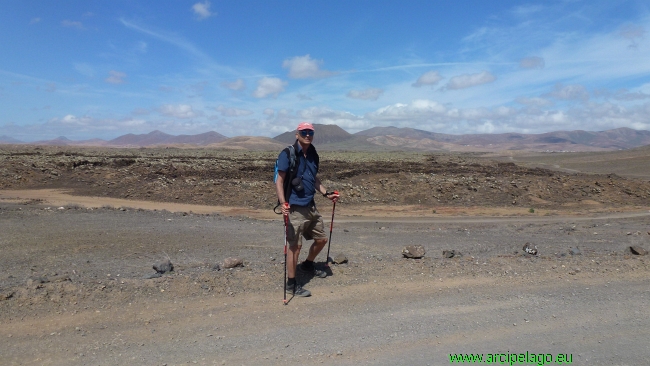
[1,196,650,365]
[1,146,650,365]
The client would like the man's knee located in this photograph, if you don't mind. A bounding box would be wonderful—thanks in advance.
[314,238,327,246]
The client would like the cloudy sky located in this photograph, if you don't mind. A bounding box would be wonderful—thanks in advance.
[2,0,650,141]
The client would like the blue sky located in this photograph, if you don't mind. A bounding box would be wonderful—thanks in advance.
[2,0,650,141]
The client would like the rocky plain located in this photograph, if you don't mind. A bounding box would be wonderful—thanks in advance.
[1,144,649,365]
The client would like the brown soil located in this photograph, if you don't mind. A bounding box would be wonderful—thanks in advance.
[1,146,650,365]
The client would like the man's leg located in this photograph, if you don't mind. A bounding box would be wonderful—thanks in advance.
[287,244,301,279]
[306,238,327,262]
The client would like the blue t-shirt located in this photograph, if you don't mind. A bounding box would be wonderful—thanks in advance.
[276,144,319,206]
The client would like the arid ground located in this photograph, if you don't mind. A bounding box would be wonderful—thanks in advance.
[1,146,649,365]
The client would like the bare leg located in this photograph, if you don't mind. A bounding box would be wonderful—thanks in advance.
[306,238,327,262]
[287,245,301,279]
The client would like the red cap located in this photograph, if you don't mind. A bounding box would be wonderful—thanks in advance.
[297,122,314,131]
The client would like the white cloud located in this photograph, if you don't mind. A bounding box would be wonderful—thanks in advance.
[367,99,447,121]
[547,84,590,101]
[216,105,254,117]
[159,104,199,119]
[347,88,384,101]
[132,108,150,116]
[252,77,287,98]
[105,70,127,84]
[282,55,335,79]
[220,79,246,91]
[446,71,496,90]
[516,96,553,107]
[619,24,645,49]
[519,56,545,69]
[59,114,91,126]
[74,63,95,78]
[412,71,443,87]
[192,1,214,20]
[62,20,84,30]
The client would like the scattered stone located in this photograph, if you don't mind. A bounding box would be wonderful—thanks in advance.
[212,263,221,271]
[0,291,15,301]
[523,243,538,256]
[569,247,581,256]
[26,276,48,288]
[443,250,459,258]
[402,245,425,259]
[153,259,174,274]
[48,274,71,283]
[343,229,349,233]
[629,246,647,256]
[222,257,244,269]
[332,253,348,264]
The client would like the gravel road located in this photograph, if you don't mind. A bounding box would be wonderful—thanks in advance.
[1,201,649,365]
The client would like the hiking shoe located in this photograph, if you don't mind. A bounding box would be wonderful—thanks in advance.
[285,283,311,297]
[298,262,327,278]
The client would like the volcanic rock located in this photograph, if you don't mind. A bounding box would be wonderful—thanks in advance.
[402,245,425,259]
[523,243,538,256]
[332,253,348,264]
[629,246,648,256]
[223,257,244,268]
[153,259,174,274]
[443,250,458,258]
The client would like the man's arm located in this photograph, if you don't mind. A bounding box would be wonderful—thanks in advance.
[276,170,287,203]
[315,176,339,202]
[276,171,290,215]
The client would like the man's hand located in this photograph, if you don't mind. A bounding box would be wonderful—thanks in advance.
[326,191,340,203]
[281,202,290,216]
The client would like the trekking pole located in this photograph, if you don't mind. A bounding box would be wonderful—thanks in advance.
[282,203,289,305]
[325,191,339,267]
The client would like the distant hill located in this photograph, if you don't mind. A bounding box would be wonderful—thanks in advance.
[0,135,24,144]
[210,136,285,151]
[5,126,650,152]
[273,124,354,145]
[349,126,650,152]
[107,130,227,146]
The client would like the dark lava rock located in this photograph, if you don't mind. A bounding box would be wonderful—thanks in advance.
[443,250,458,258]
[523,243,538,256]
[402,245,425,259]
[630,246,648,256]
[153,259,174,274]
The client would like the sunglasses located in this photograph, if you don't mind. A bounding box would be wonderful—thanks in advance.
[299,130,314,137]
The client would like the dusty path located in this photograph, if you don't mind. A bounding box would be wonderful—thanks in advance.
[2,188,649,223]
[1,198,649,365]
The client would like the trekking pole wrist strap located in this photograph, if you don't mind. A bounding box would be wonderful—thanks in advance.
[323,191,335,197]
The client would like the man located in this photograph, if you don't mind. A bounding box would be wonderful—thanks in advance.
[275,122,339,297]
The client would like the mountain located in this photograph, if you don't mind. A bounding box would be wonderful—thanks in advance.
[273,124,354,145]
[0,135,24,144]
[107,130,227,146]
[210,136,285,151]
[350,126,650,152]
[6,126,650,151]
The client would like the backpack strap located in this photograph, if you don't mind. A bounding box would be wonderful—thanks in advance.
[273,141,300,214]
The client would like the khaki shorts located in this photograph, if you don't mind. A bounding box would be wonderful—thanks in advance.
[287,203,327,247]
